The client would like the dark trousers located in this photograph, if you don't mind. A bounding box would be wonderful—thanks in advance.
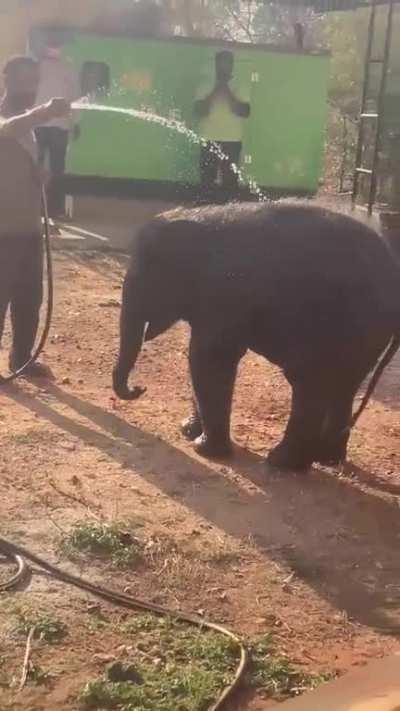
[200,141,242,197]
[0,235,43,370]
[36,127,69,218]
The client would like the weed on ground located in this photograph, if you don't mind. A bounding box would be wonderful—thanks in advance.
[61,521,142,568]
[249,635,334,699]
[78,615,331,710]
[11,607,67,645]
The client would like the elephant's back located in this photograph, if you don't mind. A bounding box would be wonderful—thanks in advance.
[159,200,399,308]
[161,200,390,263]
[263,203,399,311]
[180,201,399,335]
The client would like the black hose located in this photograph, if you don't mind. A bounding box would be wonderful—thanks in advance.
[351,335,400,427]
[0,187,53,384]
[0,535,248,710]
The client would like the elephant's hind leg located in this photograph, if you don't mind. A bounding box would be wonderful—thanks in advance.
[267,377,328,472]
[315,359,377,466]
[188,334,243,458]
[314,383,356,466]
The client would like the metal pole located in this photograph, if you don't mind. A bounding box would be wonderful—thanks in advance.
[368,0,394,213]
[352,0,378,206]
[339,115,348,193]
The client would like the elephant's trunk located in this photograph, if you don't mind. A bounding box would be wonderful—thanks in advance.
[112,277,147,401]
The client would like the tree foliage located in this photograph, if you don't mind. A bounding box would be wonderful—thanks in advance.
[119,1,366,114]
[168,1,366,111]
[325,10,366,115]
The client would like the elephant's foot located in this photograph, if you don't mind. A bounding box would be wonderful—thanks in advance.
[181,414,203,441]
[193,433,233,459]
[266,442,313,473]
[314,438,348,466]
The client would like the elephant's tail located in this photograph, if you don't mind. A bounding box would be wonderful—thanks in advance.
[351,334,400,427]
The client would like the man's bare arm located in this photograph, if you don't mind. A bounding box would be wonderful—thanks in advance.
[0,99,71,137]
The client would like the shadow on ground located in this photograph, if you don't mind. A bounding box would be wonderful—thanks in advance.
[5,382,400,637]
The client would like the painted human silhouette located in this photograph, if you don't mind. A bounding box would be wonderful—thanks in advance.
[194,50,250,199]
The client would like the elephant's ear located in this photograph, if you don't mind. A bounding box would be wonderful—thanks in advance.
[144,217,207,272]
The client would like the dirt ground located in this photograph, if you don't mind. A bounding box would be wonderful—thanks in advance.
[1,249,400,710]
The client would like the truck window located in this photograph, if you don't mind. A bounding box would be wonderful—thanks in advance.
[81,61,110,97]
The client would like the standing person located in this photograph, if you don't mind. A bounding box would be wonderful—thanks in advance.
[34,39,80,223]
[0,55,70,377]
[194,50,250,200]
[294,22,305,50]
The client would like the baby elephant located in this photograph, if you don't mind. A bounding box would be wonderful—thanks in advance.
[113,202,400,471]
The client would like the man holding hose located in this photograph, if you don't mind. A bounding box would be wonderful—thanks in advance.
[0,55,70,377]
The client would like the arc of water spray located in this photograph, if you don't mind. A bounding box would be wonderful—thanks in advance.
[72,98,266,201]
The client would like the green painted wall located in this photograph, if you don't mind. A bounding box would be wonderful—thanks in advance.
[63,33,329,192]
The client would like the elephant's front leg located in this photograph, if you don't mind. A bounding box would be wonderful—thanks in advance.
[267,378,327,472]
[188,334,242,458]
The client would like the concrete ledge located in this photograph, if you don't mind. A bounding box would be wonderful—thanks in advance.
[50,196,179,252]
[279,655,400,710]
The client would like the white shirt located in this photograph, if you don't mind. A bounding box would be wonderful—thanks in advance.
[35,57,80,131]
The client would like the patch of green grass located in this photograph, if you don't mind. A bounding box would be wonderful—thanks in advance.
[27,665,52,686]
[12,609,67,645]
[0,659,53,688]
[0,656,8,688]
[250,635,334,699]
[122,614,239,670]
[79,616,332,710]
[86,609,110,633]
[121,613,163,635]
[79,616,237,710]
[61,521,142,568]
[79,666,233,711]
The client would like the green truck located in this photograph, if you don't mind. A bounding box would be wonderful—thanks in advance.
[30,27,330,199]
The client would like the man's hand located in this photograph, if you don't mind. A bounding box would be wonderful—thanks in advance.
[45,98,71,120]
[224,86,251,118]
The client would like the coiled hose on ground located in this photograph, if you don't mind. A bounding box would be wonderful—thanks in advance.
[0,535,248,710]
